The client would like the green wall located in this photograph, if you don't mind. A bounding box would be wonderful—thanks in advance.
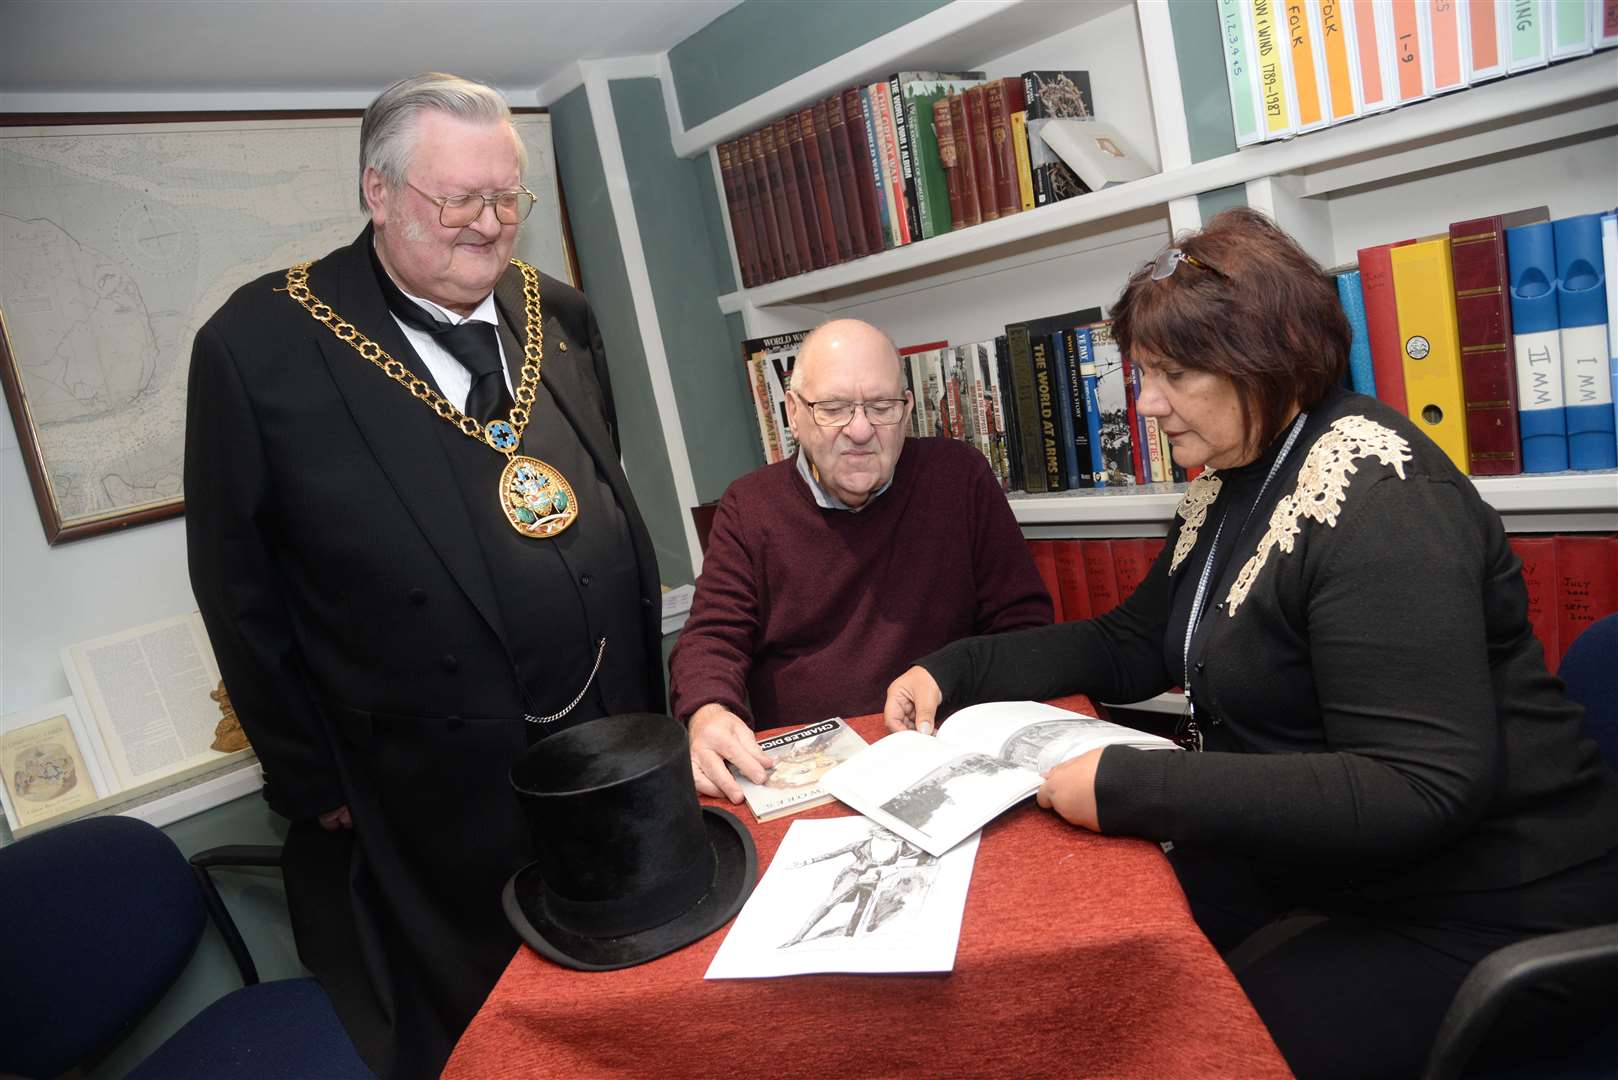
[668,0,953,128]
[551,85,694,586]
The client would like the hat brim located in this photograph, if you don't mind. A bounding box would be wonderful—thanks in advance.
[502,805,757,972]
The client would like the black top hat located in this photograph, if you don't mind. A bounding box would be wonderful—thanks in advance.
[502,713,757,971]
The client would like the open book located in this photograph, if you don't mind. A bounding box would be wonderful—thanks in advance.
[730,717,869,823]
[821,701,1177,857]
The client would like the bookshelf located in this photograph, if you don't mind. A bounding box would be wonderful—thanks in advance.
[685,1,1616,539]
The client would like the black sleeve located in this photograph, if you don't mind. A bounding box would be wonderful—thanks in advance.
[1097,474,1500,868]
[185,321,344,820]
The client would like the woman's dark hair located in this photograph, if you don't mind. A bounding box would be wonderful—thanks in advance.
[1111,207,1349,452]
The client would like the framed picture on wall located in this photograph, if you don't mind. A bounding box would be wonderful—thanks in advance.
[0,108,577,544]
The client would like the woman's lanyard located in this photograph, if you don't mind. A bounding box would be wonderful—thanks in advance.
[1179,411,1308,751]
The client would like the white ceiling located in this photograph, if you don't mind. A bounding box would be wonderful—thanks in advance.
[1,0,741,101]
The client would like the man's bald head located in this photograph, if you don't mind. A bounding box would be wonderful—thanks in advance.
[793,319,903,390]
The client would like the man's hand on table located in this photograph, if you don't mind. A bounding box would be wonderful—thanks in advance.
[688,703,775,803]
[1036,749,1103,831]
[883,666,943,735]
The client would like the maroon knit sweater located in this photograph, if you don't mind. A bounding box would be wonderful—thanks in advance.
[669,437,1052,731]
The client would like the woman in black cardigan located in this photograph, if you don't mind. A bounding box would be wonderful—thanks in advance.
[883,209,1618,1080]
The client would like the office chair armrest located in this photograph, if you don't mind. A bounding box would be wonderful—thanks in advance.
[187,844,285,988]
[1422,922,1618,1080]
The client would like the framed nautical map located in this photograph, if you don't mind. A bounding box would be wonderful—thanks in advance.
[0,109,576,544]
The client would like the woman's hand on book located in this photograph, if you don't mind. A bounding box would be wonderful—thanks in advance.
[884,667,943,736]
[1036,750,1102,831]
[689,703,775,803]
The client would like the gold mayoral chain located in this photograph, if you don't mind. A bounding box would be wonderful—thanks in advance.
[282,259,579,538]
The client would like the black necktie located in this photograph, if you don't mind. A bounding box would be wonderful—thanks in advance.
[371,247,514,423]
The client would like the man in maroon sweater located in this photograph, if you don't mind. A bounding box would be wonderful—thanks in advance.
[669,319,1052,802]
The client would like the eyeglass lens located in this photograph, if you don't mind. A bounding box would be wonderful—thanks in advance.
[812,399,907,425]
[439,191,535,228]
[1150,248,1186,281]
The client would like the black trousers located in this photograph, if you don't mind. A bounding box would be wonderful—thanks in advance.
[1168,844,1618,1080]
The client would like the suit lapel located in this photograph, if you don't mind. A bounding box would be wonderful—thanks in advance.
[312,229,507,643]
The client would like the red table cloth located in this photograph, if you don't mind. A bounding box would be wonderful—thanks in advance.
[445,697,1292,1079]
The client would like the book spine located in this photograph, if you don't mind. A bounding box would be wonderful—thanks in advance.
[1549,0,1596,58]
[1111,538,1151,604]
[746,354,777,462]
[718,140,758,289]
[841,88,886,253]
[1391,236,1472,473]
[1081,540,1122,617]
[747,129,787,281]
[1605,212,1618,444]
[858,87,893,248]
[1075,326,1106,485]
[798,108,841,268]
[1357,240,1410,413]
[1253,0,1296,137]
[1286,0,1327,127]
[930,95,963,235]
[829,94,874,259]
[1030,333,1066,490]
[1317,0,1360,121]
[963,85,999,222]
[984,78,1022,219]
[1386,0,1429,103]
[1088,322,1137,487]
[948,93,982,227]
[889,74,924,243]
[1554,534,1618,673]
[1507,220,1570,472]
[778,117,820,272]
[1220,0,1266,145]
[1509,535,1560,669]
[995,335,1024,491]
[1124,349,1148,484]
[1046,330,1077,485]
[1010,111,1035,211]
[811,102,857,262]
[759,123,801,278]
[1061,327,1095,488]
[906,87,938,239]
[872,82,909,245]
[1053,540,1093,621]
[1005,324,1048,493]
[1423,0,1467,92]
[1552,213,1618,470]
[1602,0,1618,46]
[1507,0,1550,72]
[978,340,1012,489]
[1465,0,1508,81]
[1027,540,1066,622]
[1350,0,1393,110]
[1337,270,1378,398]
[1450,215,1523,475]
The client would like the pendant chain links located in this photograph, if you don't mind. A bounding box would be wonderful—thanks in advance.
[282,259,545,451]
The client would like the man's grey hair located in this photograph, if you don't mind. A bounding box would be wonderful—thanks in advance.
[358,72,528,212]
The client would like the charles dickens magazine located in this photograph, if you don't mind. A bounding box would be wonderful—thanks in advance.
[822,701,1177,856]
[730,717,869,823]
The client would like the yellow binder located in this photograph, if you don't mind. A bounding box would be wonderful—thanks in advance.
[1390,236,1471,472]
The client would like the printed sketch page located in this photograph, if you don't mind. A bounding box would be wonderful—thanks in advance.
[0,697,107,833]
[706,817,979,979]
[62,612,251,792]
[821,730,1038,857]
[732,718,870,823]
[938,701,1177,775]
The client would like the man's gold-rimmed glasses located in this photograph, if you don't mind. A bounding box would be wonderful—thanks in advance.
[406,181,538,228]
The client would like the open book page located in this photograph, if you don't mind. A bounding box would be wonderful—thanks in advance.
[62,612,252,793]
[822,701,1177,856]
[0,697,107,834]
[706,817,979,979]
[731,717,870,823]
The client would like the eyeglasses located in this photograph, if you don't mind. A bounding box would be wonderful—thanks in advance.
[1148,247,1227,282]
[406,181,537,228]
[795,394,910,427]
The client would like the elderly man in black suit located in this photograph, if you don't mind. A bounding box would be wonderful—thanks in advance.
[185,72,663,1079]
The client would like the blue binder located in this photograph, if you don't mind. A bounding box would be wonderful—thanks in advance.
[1505,222,1568,472]
[1337,270,1377,398]
[1552,213,1617,470]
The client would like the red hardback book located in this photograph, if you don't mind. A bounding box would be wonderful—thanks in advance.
[962,85,999,223]
[1122,351,1147,484]
[1449,210,1547,475]
[1081,540,1122,617]
[761,121,803,278]
[744,130,785,282]
[983,77,1027,220]
[1554,535,1618,672]
[1053,539,1092,622]
[770,117,815,276]
[1111,538,1151,605]
[1356,239,1415,415]
[932,96,966,232]
[1510,536,1560,670]
[946,93,982,228]
[810,102,858,262]
[782,116,825,271]
[1142,536,1167,568]
[717,139,759,288]
[1027,540,1066,622]
[798,108,841,268]
[839,88,887,255]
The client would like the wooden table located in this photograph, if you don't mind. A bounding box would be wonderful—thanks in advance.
[445,697,1292,1079]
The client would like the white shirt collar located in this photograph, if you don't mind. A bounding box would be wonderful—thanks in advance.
[396,283,499,328]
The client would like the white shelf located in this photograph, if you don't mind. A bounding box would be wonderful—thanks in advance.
[672,0,1131,158]
[716,52,1617,313]
[1011,470,1617,535]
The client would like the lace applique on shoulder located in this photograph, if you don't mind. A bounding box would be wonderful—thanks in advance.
[1170,471,1223,574]
[1225,415,1411,614]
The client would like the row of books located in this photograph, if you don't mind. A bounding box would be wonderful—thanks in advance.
[741,307,1193,497]
[1026,537,1166,625]
[1508,534,1618,673]
[716,70,1100,288]
[1218,0,1618,147]
[1344,206,1617,476]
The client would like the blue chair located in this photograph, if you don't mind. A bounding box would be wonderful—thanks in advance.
[1422,613,1618,1080]
[0,814,373,1079]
